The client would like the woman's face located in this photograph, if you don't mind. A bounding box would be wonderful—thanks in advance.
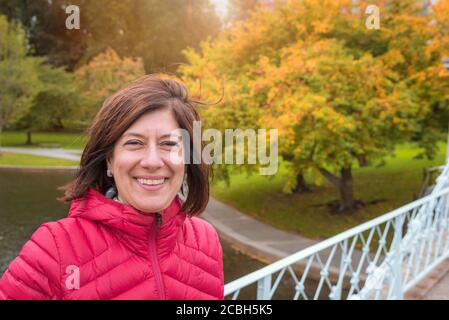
[108,108,185,214]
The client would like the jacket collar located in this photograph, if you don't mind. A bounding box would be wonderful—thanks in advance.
[68,188,186,254]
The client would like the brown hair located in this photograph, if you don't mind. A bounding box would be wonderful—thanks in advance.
[58,74,210,215]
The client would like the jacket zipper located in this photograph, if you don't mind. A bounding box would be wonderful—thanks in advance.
[149,212,166,300]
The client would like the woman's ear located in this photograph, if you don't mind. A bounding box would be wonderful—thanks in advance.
[106,154,114,177]
[106,153,113,170]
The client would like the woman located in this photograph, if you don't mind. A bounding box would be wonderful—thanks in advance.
[0,75,224,300]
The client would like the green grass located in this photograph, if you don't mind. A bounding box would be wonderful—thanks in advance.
[211,143,447,240]
[0,131,87,150]
[0,152,79,167]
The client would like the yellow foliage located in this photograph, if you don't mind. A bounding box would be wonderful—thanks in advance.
[75,48,145,111]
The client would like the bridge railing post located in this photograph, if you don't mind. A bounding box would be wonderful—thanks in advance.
[391,214,405,299]
[330,239,348,300]
[257,275,272,300]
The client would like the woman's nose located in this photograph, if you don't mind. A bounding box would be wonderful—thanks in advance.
[140,145,164,169]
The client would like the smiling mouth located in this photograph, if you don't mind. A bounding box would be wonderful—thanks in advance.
[135,177,168,186]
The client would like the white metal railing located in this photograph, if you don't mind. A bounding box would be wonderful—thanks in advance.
[224,163,449,300]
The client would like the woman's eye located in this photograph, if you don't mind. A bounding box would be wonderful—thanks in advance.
[125,140,142,146]
[162,141,179,147]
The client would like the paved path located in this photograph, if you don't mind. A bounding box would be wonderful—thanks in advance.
[0,147,82,161]
[202,197,318,262]
[421,259,449,300]
[405,259,449,300]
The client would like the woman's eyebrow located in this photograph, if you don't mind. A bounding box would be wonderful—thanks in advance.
[123,132,182,139]
[160,133,182,140]
[123,132,146,139]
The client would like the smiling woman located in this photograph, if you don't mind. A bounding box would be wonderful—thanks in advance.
[0,74,224,300]
[106,109,186,214]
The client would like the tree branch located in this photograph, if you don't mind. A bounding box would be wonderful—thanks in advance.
[318,167,341,187]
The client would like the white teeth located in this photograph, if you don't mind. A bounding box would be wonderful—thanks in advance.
[136,178,165,186]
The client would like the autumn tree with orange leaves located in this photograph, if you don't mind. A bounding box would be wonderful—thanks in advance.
[180,0,449,213]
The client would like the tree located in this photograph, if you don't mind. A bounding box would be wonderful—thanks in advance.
[81,0,221,73]
[0,0,87,70]
[16,63,85,144]
[75,48,146,121]
[0,0,221,72]
[182,1,348,193]
[180,0,447,213]
[0,15,41,145]
[328,0,449,158]
[250,39,419,212]
[411,0,449,158]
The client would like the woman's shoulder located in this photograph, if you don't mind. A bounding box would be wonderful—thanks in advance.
[37,216,101,241]
[181,216,222,258]
[185,216,220,238]
[34,216,112,257]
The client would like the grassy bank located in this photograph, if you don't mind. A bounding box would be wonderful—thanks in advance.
[211,143,446,240]
[0,152,79,167]
[1,131,86,150]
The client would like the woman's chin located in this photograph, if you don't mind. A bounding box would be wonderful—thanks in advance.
[133,199,168,214]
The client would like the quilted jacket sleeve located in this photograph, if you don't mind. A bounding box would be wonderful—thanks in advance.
[0,224,62,300]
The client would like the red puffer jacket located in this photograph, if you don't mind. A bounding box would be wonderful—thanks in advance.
[0,188,224,300]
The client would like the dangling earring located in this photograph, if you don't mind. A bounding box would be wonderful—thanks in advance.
[177,173,188,202]
[105,166,118,200]
[105,186,117,199]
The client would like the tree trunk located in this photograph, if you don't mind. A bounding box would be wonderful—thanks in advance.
[53,117,65,131]
[318,166,357,213]
[26,130,32,145]
[338,167,355,212]
[0,115,3,149]
[293,172,311,193]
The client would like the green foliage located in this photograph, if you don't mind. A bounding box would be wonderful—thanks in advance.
[81,0,221,73]
[0,15,41,132]
[16,63,86,132]
[0,0,221,72]
[0,0,87,70]
[0,14,87,142]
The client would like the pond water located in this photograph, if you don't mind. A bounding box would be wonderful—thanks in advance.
[0,169,327,299]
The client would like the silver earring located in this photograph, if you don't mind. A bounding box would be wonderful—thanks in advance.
[107,169,113,177]
[105,186,117,199]
[177,173,188,202]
